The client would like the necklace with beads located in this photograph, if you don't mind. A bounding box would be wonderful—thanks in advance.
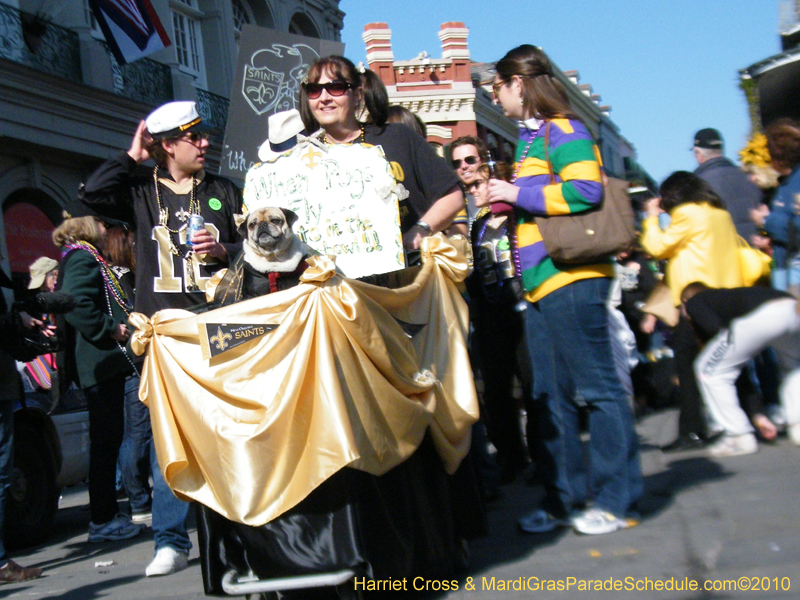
[153,166,201,291]
[153,167,199,247]
[498,133,536,279]
[322,124,365,145]
[62,241,132,314]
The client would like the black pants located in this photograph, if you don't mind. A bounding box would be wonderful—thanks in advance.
[470,292,533,469]
[85,373,126,525]
[673,316,705,437]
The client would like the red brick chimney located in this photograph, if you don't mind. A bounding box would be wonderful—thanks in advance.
[438,22,470,82]
[363,23,396,85]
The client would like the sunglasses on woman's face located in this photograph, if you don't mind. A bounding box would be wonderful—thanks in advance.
[304,81,352,99]
[492,79,508,100]
[451,155,479,169]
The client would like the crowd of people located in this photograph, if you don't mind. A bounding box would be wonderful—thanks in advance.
[1,45,799,593]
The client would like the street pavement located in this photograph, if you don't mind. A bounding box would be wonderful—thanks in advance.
[4,407,799,600]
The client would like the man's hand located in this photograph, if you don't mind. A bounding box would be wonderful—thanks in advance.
[402,224,429,250]
[191,229,227,260]
[19,312,57,337]
[127,120,152,164]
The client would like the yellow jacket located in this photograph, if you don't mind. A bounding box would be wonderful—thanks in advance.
[640,202,742,305]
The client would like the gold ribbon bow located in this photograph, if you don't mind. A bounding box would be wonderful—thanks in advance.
[299,254,337,283]
[128,312,154,356]
[419,233,469,283]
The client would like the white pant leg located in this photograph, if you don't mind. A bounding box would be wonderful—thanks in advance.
[694,300,797,436]
[765,298,800,425]
[695,329,753,436]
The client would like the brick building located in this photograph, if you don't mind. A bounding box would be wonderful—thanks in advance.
[363,21,654,189]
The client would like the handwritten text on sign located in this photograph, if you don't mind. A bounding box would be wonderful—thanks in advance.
[243,140,408,279]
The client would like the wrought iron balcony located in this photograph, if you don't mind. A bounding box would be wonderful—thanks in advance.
[196,88,229,134]
[100,41,173,107]
[0,3,81,81]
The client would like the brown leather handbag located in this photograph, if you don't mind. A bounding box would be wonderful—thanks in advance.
[534,121,637,263]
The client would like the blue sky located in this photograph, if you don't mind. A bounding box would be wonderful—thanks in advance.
[338,0,784,185]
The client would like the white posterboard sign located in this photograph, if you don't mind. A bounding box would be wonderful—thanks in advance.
[243,139,408,279]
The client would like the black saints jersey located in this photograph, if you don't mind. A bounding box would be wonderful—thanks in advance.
[81,152,243,317]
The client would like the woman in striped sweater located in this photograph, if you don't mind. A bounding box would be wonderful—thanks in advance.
[487,44,642,536]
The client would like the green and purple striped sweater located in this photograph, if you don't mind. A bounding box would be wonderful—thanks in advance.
[513,118,613,302]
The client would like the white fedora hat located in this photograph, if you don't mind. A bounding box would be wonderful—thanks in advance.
[258,109,305,162]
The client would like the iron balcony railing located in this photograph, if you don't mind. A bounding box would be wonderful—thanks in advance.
[99,41,173,107]
[196,88,229,134]
[0,3,81,81]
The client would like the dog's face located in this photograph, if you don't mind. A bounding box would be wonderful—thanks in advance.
[239,207,298,259]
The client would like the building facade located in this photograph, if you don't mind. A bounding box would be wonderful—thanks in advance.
[363,21,654,189]
[0,0,343,288]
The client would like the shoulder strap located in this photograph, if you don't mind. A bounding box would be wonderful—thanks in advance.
[543,121,555,185]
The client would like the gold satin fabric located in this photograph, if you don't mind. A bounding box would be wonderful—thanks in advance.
[130,234,479,526]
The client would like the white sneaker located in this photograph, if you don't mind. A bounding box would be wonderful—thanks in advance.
[788,423,800,446]
[145,547,188,577]
[708,433,758,458]
[572,508,632,535]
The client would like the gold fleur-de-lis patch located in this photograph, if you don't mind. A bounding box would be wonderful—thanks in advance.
[210,326,232,352]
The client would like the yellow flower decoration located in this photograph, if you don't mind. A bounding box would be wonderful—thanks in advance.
[739,133,771,168]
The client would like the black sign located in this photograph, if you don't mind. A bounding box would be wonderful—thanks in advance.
[204,322,278,358]
[219,25,344,183]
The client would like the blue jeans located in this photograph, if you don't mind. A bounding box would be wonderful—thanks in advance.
[525,277,642,518]
[120,376,191,553]
[0,401,13,564]
[151,435,192,553]
[119,375,152,514]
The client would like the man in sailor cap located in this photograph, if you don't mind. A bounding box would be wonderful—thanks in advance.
[80,100,243,577]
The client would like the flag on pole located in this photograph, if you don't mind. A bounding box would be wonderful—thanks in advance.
[89,0,171,65]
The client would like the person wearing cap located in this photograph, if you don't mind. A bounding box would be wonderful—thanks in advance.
[28,257,58,293]
[257,109,304,162]
[79,100,243,576]
[20,257,60,403]
[692,128,762,241]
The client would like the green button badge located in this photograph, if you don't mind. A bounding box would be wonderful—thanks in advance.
[208,198,222,211]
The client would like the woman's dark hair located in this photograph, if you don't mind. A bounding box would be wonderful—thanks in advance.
[495,44,575,121]
[765,118,800,171]
[299,55,388,132]
[386,105,426,138]
[104,226,136,270]
[659,171,725,213]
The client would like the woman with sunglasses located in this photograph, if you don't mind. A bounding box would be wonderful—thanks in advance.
[487,45,642,536]
[299,56,463,253]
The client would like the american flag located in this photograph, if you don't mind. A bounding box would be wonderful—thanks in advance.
[89,0,170,64]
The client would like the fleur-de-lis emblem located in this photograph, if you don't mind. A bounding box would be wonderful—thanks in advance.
[175,207,191,222]
[210,326,232,352]
[302,146,322,170]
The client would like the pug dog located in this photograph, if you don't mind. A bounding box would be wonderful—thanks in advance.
[211,207,314,306]
[240,207,306,274]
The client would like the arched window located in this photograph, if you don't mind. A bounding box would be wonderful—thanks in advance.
[288,12,320,38]
[231,0,253,37]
